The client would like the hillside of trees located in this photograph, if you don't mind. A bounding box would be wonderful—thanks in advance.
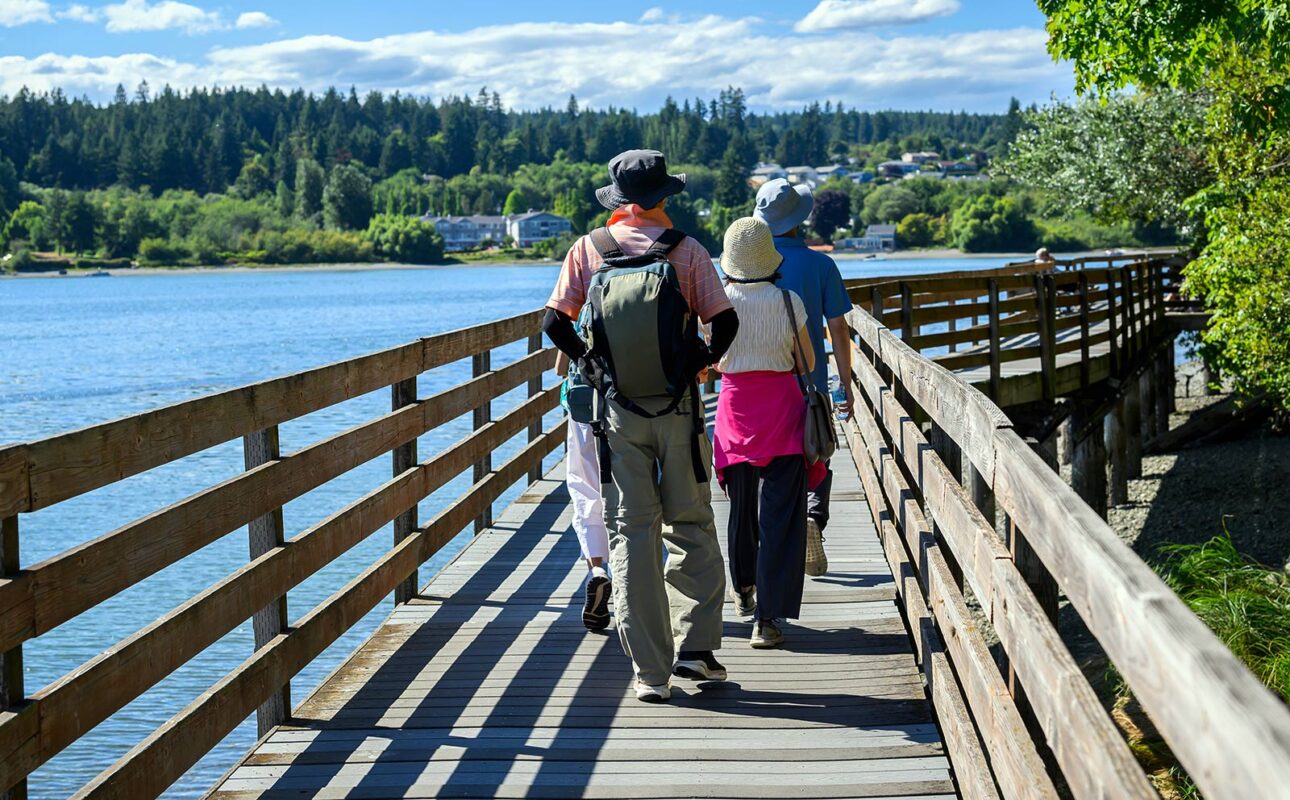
[0,84,1164,267]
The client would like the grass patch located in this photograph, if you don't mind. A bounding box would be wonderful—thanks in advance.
[1112,532,1289,798]
[1157,532,1290,701]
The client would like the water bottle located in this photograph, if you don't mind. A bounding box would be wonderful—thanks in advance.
[829,374,851,422]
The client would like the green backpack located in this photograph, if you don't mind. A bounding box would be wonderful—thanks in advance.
[582,226,708,483]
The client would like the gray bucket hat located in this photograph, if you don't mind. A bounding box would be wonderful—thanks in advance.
[754,178,814,236]
[595,149,687,211]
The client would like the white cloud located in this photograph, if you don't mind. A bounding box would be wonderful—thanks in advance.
[103,0,223,34]
[57,3,100,22]
[0,0,53,26]
[639,7,664,23]
[0,15,1069,114]
[234,10,274,29]
[797,0,959,32]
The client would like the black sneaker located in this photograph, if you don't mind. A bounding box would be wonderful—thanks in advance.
[583,570,611,631]
[674,650,728,681]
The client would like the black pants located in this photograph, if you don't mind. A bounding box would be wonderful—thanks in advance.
[809,464,832,531]
[726,456,808,621]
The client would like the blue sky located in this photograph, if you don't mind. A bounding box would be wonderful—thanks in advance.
[0,0,1071,112]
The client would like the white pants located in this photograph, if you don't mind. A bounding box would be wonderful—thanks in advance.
[567,420,610,562]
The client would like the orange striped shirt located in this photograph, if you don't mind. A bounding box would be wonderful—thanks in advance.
[546,205,733,322]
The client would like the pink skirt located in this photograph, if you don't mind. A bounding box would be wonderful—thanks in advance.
[714,370,827,490]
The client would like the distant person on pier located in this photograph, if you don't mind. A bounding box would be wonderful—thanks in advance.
[543,149,739,703]
[1035,247,1056,266]
[754,178,854,577]
[555,350,612,633]
[712,217,825,649]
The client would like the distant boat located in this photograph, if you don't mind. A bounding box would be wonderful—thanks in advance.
[86,270,111,277]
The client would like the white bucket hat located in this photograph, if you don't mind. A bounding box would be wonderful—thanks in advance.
[722,217,783,282]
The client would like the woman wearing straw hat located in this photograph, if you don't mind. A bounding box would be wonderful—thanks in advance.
[712,217,825,649]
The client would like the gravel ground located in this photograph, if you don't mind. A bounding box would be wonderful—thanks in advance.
[1109,395,1290,571]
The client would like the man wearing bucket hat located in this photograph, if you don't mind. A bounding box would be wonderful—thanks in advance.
[753,178,855,578]
[543,149,740,703]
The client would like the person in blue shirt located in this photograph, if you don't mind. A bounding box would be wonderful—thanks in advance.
[753,179,854,577]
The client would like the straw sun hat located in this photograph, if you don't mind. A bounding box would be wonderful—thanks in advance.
[722,217,783,282]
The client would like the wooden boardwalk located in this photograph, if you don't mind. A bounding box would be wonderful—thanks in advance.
[208,435,956,799]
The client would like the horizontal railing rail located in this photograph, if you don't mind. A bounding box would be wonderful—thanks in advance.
[838,262,1290,799]
[0,310,560,799]
[845,256,1190,407]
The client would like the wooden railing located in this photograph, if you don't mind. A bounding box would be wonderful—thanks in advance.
[839,261,1290,799]
[845,253,1189,408]
[0,310,561,800]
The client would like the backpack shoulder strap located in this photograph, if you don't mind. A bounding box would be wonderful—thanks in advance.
[644,228,686,258]
[589,227,625,261]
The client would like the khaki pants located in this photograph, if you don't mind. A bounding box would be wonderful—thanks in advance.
[603,398,726,686]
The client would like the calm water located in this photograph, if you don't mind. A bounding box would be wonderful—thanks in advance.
[0,254,1016,799]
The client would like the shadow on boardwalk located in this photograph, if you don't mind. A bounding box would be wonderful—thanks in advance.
[213,462,954,799]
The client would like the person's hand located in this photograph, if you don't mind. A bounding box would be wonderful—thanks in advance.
[683,344,713,382]
[698,367,710,385]
[837,382,855,421]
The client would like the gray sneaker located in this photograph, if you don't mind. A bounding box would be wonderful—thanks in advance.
[751,618,785,649]
[729,585,756,617]
[805,518,828,576]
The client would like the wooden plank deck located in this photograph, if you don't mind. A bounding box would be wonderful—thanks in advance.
[208,435,956,800]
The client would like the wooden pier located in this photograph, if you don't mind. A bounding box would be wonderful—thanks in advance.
[2,252,1289,800]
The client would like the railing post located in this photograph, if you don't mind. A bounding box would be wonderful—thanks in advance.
[392,377,418,604]
[1078,272,1091,389]
[473,350,493,533]
[928,424,964,590]
[1120,266,1135,364]
[1107,395,1129,507]
[1069,402,1108,519]
[526,334,544,485]
[242,426,290,737]
[987,278,1001,400]
[947,297,958,353]
[1,515,25,800]
[1107,269,1119,376]
[899,282,915,345]
[1034,274,1057,400]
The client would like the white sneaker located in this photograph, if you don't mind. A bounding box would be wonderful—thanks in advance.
[635,680,671,703]
[805,518,828,577]
[751,618,785,649]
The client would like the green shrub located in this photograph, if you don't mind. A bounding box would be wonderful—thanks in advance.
[138,237,191,266]
[897,213,938,248]
[950,194,1038,252]
[244,229,374,264]
[364,214,444,264]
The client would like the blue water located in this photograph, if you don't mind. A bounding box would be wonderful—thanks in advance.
[0,254,1017,799]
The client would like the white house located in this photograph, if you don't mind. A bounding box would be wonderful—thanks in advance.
[901,151,940,165]
[507,211,573,248]
[421,211,573,251]
[815,164,850,182]
[785,166,819,187]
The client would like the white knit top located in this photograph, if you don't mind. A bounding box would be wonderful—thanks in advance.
[715,282,808,375]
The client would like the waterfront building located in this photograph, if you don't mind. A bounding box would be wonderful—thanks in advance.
[420,211,572,251]
[507,211,573,248]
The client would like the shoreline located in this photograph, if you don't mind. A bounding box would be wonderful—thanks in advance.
[2,259,562,278]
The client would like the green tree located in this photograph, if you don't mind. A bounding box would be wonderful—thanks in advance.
[295,159,326,220]
[715,143,749,207]
[1002,91,1209,234]
[811,189,851,242]
[862,184,920,225]
[553,188,593,234]
[502,188,533,216]
[1041,0,1290,407]
[275,180,294,218]
[897,213,937,248]
[365,213,445,264]
[3,201,48,250]
[323,164,374,231]
[950,195,1037,252]
[233,156,273,199]
[63,193,98,254]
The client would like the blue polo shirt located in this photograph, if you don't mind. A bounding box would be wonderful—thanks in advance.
[773,236,853,393]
